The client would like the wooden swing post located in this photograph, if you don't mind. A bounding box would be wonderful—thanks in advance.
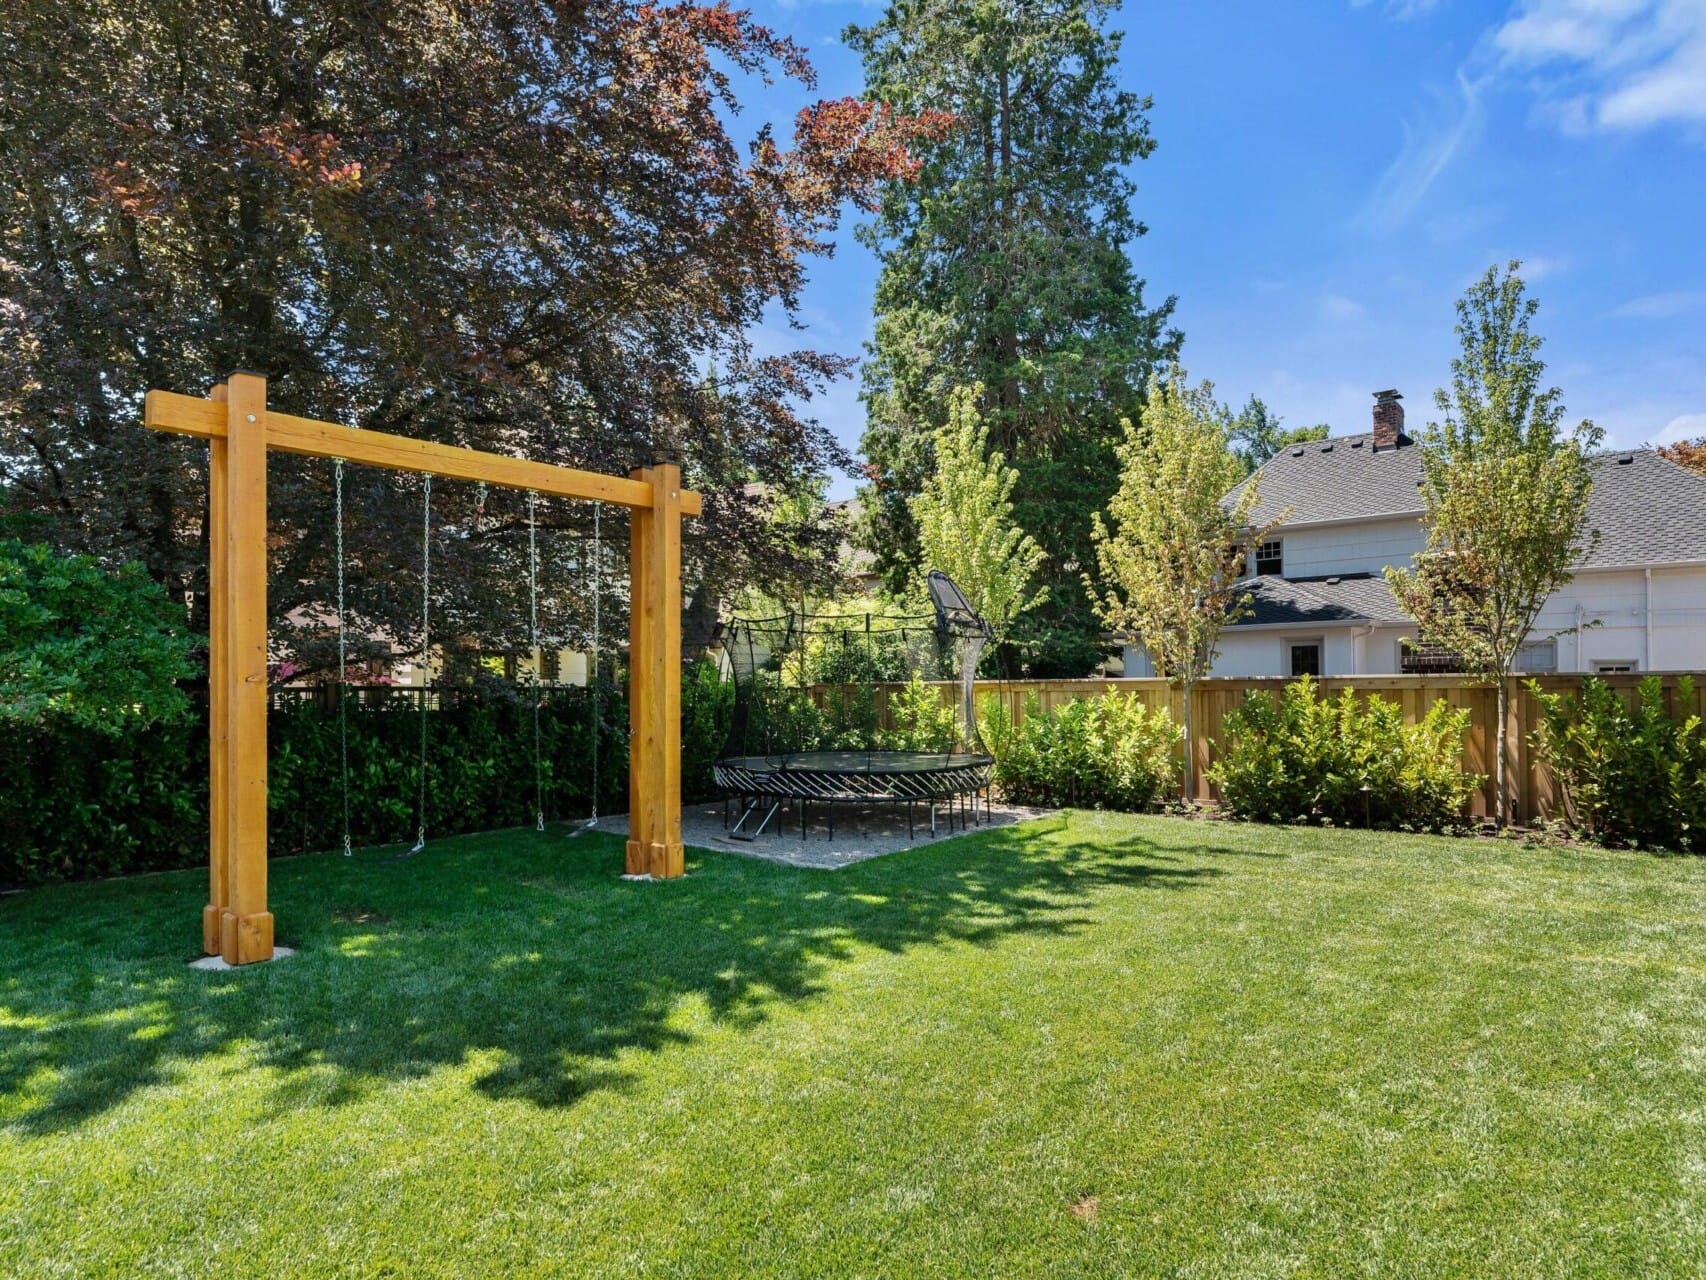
[145,374,702,964]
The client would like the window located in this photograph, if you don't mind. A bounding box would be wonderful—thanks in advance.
[1515,639,1557,673]
[1288,641,1322,678]
[1593,660,1637,674]
[1255,538,1283,576]
[539,648,561,683]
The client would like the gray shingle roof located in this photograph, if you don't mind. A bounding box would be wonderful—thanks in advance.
[1231,437,1706,568]
[1232,432,1425,526]
[1230,574,1409,629]
[1580,451,1706,568]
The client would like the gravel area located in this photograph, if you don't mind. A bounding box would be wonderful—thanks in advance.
[600,799,1057,870]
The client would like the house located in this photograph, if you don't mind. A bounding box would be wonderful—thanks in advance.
[1122,389,1706,678]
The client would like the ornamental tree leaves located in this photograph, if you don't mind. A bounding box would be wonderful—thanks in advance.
[910,384,1046,640]
[0,1,939,668]
[1089,370,1274,800]
[1383,262,1602,825]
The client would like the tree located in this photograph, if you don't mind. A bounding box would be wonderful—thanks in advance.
[847,0,1180,675]
[1658,437,1706,477]
[1384,262,1602,826]
[0,539,194,730]
[1089,370,1274,801]
[1230,395,1329,472]
[911,385,1046,638]
[0,1,944,670]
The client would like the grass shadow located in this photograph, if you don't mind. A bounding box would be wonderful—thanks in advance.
[0,814,1229,1133]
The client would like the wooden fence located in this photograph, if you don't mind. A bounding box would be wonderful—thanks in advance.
[844,674,1706,822]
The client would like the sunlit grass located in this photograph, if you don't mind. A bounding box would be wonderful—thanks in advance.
[2,814,1704,1277]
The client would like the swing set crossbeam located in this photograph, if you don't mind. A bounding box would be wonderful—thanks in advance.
[144,389,702,515]
[145,373,698,966]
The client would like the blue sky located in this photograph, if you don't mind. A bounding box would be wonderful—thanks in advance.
[740,0,1706,497]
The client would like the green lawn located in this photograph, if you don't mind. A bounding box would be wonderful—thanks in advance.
[3,814,1704,1278]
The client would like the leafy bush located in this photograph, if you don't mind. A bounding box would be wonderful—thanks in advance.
[979,692,1179,810]
[1529,676,1706,851]
[1208,677,1480,830]
[0,539,194,730]
[2,658,735,888]
[880,676,960,753]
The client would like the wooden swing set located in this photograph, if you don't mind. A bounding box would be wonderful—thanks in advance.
[144,372,701,966]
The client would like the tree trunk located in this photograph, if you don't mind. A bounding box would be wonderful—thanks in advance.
[1181,678,1195,804]
[1495,674,1509,827]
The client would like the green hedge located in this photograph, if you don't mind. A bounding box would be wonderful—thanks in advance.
[0,661,733,888]
[1208,677,1480,831]
[1529,675,1705,851]
[979,692,1179,811]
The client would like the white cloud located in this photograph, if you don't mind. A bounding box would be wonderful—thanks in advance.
[1518,253,1573,280]
[1321,293,1368,321]
[1355,73,1487,232]
[1655,411,1706,444]
[1609,289,1706,317]
[1493,0,1706,133]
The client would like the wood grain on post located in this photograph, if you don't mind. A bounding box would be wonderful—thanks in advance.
[219,373,274,964]
[204,382,229,955]
[625,463,686,878]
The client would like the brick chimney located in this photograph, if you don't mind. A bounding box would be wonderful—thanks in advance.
[1372,389,1406,450]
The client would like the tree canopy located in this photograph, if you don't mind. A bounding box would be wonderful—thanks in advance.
[1230,395,1329,473]
[847,0,1180,675]
[911,385,1046,639]
[1089,370,1272,798]
[0,0,943,666]
[1384,262,1601,825]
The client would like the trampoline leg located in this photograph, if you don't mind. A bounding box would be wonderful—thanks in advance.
[907,800,914,841]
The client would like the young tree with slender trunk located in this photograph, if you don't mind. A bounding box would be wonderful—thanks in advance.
[1385,262,1602,826]
[1089,370,1274,801]
[911,386,1046,640]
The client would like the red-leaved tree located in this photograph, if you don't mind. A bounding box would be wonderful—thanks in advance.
[0,0,950,664]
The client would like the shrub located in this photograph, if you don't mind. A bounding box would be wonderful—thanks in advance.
[1209,677,1480,830]
[1,658,735,888]
[0,538,194,730]
[1528,676,1706,851]
[979,691,1178,810]
[880,676,960,753]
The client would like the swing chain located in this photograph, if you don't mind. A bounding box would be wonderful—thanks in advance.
[335,458,352,857]
[528,490,545,832]
[411,473,432,855]
[589,502,601,824]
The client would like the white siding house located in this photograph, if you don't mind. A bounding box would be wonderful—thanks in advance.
[1122,390,1706,679]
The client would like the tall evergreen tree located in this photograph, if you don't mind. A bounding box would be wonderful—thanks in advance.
[848,0,1180,675]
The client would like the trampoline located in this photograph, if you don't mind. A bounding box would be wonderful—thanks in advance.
[713,572,994,841]
[713,749,994,839]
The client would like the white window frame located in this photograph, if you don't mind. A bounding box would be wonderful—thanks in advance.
[1592,659,1638,675]
[1515,638,1558,673]
[1255,537,1284,577]
[1285,636,1324,678]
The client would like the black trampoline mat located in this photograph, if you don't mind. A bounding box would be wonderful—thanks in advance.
[716,750,994,777]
